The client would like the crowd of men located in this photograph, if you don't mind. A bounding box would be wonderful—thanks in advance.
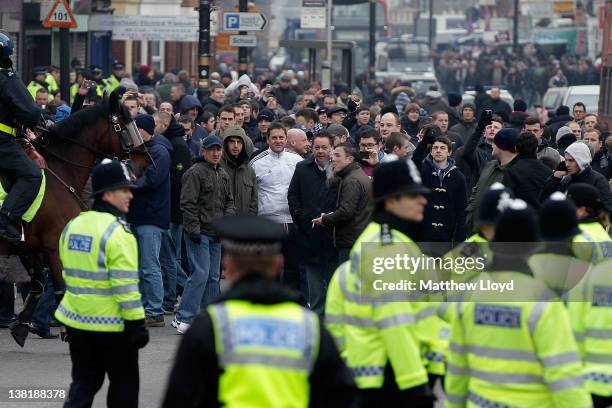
[2,57,612,407]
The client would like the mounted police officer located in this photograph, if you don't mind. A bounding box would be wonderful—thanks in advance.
[162,215,356,408]
[56,159,148,408]
[0,31,43,242]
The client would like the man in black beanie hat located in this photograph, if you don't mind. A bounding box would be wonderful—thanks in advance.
[466,127,519,233]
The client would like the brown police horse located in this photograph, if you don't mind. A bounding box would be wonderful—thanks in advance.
[3,92,148,346]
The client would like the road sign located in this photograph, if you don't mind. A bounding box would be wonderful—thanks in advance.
[43,0,77,29]
[222,12,267,31]
[229,35,257,47]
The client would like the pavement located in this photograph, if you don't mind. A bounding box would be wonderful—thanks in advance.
[0,316,182,408]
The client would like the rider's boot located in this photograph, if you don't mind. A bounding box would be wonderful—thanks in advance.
[0,209,20,242]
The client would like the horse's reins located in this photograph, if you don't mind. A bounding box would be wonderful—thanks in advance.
[30,116,125,210]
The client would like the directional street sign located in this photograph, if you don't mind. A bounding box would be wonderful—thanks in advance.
[222,12,267,31]
[43,0,77,29]
[229,35,257,47]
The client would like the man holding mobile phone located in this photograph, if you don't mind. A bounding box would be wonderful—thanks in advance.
[358,128,383,177]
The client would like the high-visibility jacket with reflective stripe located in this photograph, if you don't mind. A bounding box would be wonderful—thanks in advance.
[325,261,349,357]
[579,221,612,264]
[55,211,144,332]
[568,257,612,397]
[446,271,591,408]
[27,81,45,99]
[326,221,439,389]
[208,300,319,408]
[104,75,120,94]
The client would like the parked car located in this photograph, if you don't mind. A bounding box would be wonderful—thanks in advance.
[543,86,599,114]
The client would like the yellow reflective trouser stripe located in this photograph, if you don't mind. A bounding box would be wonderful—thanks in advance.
[0,123,16,136]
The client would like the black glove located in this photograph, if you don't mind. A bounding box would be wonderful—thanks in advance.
[347,99,358,113]
[477,109,493,131]
[555,161,567,172]
[124,319,149,349]
[188,232,201,244]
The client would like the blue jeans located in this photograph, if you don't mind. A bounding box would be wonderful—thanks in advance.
[161,227,181,312]
[170,223,188,295]
[133,225,164,317]
[176,233,221,323]
[32,280,55,332]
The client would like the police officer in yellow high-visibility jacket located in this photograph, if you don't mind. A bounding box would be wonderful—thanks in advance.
[56,160,148,408]
[162,215,356,408]
[568,183,612,264]
[446,199,592,408]
[326,157,440,407]
[44,66,60,97]
[568,256,612,408]
[27,66,48,99]
[104,61,125,94]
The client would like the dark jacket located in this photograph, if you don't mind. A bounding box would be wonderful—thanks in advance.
[272,87,297,112]
[287,156,337,262]
[127,135,173,229]
[466,155,518,233]
[546,114,574,141]
[502,153,552,209]
[448,120,477,145]
[181,158,235,236]
[483,98,512,123]
[540,166,612,214]
[458,127,493,192]
[220,132,258,215]
[419,156,467,243]
[322,162,373,249]
[243,118,258,141]
[163,118,192,224]
[508,111,529,130]
[591,148,611,180]
[401,117,421,139]
[201,96,223,117]
[0,69,41,129]
[161,275,356,408]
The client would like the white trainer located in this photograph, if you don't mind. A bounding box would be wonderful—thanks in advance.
[177,322,191,335]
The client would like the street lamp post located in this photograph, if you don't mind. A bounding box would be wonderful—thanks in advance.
[368,0,376,86]
[513,0,520,54]
[238,0,248,76]
[198,0,212,101]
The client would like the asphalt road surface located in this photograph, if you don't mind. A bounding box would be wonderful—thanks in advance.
[0,316,181,408]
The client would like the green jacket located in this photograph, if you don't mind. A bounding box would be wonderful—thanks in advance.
[466,156,517,233]
[181,158,235,236]
[220,133,258,215]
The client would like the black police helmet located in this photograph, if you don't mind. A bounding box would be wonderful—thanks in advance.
[91,159,138,196]
[491,199,541,257]
[373,156,429,202]
[540,192,580,241]
[477,182,514,225]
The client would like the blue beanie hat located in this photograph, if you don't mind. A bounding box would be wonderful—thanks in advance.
[493,128,519,152]
[134,114,155,136]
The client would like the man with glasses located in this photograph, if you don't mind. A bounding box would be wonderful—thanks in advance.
[358,128,383,177]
